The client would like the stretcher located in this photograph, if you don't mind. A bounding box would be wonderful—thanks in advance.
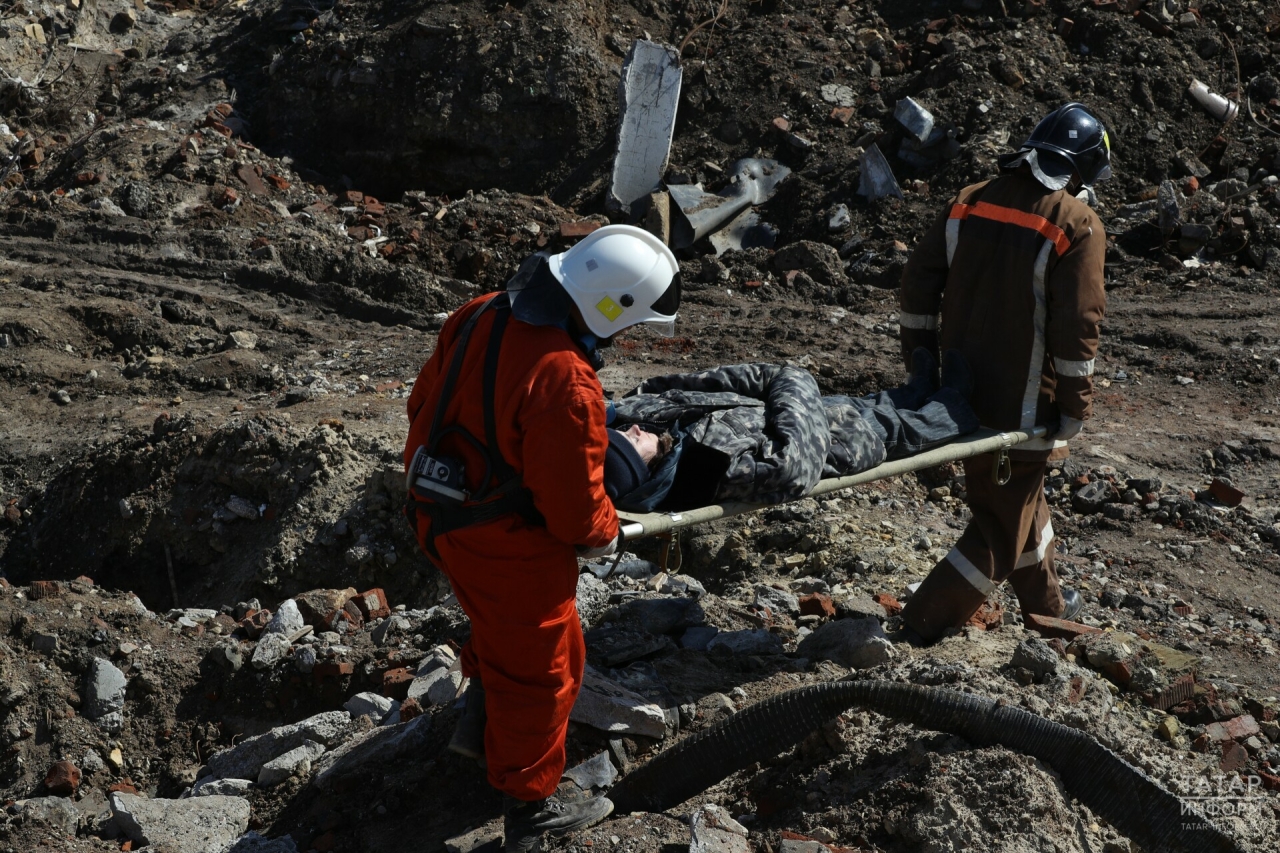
[616,426,1048,543]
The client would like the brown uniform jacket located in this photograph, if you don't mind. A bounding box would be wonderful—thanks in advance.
[899,170,1106,460]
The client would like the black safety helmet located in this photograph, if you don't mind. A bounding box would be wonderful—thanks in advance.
[1020,103,1112,187]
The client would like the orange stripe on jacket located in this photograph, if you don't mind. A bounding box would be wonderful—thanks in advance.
[949,201,1072,256]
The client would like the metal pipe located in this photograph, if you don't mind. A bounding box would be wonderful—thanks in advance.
[617,426,1048,539]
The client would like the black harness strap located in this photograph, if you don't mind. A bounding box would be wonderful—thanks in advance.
[406,294,543,557]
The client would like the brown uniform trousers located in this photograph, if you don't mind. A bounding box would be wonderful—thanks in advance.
[897,170,1105,639]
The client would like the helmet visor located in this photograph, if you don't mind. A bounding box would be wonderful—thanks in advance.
[648,271,682,318]
[643,315,678,337]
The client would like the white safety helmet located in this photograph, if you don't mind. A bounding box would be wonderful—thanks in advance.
[547,224,681,338]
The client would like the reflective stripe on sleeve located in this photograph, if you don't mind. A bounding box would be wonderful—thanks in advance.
[899,312,938,330]
[947,546,998,596]
[1053,357,1096,377]
[945,203,971,267]
[1020,240,1054,430]
[1014,519,1055,569]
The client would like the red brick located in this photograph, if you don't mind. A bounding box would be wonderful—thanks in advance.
[363,200,386,217]
[771,117,792,132]
[29,580,60,601]
[239,609,271,639]
[382,667,413,700]
[213,103,233,118]
[1219,741,1249,773]
[74,575,94,586]
[312,661,354,682]
[559,221,600,239]
[109,780,138,795]
[829,106,855,125]
[44,760,81,796]
[872,592,902,616]
[265,174,290,191]
[2,505,21,527]
[1206,715,1260,742]
[966,600,1004,630]
[1192,733,1211,753]
[1183,176,1199,194]
[1208,478,1245,507]
[399,697,424,722]
[798,593,835,619]
[353,588,390,621]
[346,226,372,241]
[1024,613,1103,641]
[1259,771,1280,792]
[218,187,239,207]
[337,190,363,204]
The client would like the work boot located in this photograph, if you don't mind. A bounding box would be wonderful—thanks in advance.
[907,347,939,397]
[1059,588,1084,622]
[940,349,974,399]
[503,794,614,853]
[447,678,486,766]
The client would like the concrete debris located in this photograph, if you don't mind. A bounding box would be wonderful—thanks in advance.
[563,750,618,790]
[856,144,903,200]
[110,792,251,853]
[707,628,785,656]
[312,716,432,791]
[609,40,683,214]
[1010,638,1060,680]
[84,657,127,721]
[12,797,80,836]
[189,777,255,798]
[690,804,750,853]
[820,84,856,107]
[258,740,326,787]
[251,632,292,669]
[753,583,800,616]
[796,617,894,668]
[264,598,304,635]
[204,711,353,781]
[343,691,395,722]
[571,665,668,738]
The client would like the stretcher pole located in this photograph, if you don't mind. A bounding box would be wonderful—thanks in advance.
[617,426,1049,541]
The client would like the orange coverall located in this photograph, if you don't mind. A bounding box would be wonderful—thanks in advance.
[404,294,618,800]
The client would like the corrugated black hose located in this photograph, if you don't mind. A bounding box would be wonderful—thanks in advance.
[607,680,1243,853]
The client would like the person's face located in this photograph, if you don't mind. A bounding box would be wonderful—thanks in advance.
[621,424,660,465]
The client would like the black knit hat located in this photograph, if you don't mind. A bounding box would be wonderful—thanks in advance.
[603,429,651,500]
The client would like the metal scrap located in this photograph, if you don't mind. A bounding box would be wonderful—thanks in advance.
[609,40,683,215]
[668,158,791,252]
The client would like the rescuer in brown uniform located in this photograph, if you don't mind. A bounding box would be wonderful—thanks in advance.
[898,103,1112,640]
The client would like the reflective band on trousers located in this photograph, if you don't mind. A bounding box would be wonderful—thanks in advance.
[899,312,938,330]
[1014,519,1055,569]
[946,546,998,596]
[1053,357,1095,377]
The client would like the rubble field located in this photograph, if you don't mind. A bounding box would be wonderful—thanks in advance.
[0,0,1279,851]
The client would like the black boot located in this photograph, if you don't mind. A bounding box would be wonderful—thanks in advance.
[503,795,614,853]
[447,678,486,765]
[907,347,939,397]
[940,349,974,399]
[1059,588,1083,621]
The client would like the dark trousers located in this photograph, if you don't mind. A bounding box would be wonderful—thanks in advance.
[901,454,1064,641]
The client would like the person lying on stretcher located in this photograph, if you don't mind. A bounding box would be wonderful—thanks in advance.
[602,349,977,512]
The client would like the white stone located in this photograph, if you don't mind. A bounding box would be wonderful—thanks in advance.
[251,633,291,670]
[188,777,254,798]
[84,658,127,720]
[227,330,258,350]
[110,792,250,853]
[570,665,667,738]
[343,692,394,722]
[257,740,325,787]
[426,669,464,705]
[204,711,352,781]
[263,600,304,636]
[690,804,750,853]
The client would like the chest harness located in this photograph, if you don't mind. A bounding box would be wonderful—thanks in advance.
[405,293,543,559]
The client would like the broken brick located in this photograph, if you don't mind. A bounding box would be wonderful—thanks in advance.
[44,760,81,796]
[1206,714,1260,742]
[1024,613,1103,641]
[829,106,855,125]
[382,667,413,700]
[218,187,239,207]
[29,580,60,601]
[347,226,372,242]
[239,609,271,639]
[399,697,424,722]
[337,190,364,204]
[966,600,1004,630]
[312,661,354,682]
[353,588,390,621]
[798,593,835,619]
[264,174,290,191]
[559,220,601,238]
[1208,478,1245,507]
[1219,741,1249,773]
[363,198,385,216]
[109,780,138,795]
[871,592,902,616]
[771,116,792,132]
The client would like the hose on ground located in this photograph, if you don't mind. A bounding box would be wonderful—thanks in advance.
[607,680,1243,853]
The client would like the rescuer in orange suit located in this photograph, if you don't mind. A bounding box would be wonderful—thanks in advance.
[897,103,1112,641]
[403,225,681,852]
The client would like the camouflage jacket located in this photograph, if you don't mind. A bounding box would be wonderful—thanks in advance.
[612,363,885,505]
